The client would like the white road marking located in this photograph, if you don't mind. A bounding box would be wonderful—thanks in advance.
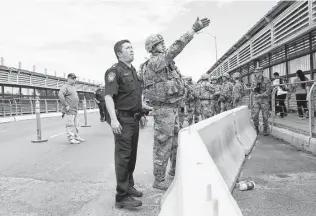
[0,131,6,133]
[50,132,65,138]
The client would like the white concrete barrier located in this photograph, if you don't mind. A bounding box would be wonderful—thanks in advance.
[197,111,245,191]
[233,106,257,155]
[159,129,243,216]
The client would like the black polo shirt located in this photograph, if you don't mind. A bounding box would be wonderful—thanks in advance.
[104,61,142,112]
[95,88,105,102]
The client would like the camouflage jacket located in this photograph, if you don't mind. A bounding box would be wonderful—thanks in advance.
[198,80,212,100]
[206,83,221,100]
[251,75,272,102]
[220,81,233,100]
[232,81,245,100]
[142,31,194,105]
[186,81,196,101]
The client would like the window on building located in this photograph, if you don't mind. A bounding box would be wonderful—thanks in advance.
[21,88,35,99]
[47,89,58,99]
[35,88,47,99]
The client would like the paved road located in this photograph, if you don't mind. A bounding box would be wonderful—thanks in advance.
[0,113,168,216]
[233,135,316,216]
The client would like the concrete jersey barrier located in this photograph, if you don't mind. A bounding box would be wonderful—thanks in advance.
[233,106,257,155]
[197,111,245,191]
[159,129,243,216]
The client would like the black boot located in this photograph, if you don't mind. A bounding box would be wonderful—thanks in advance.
[129,186,143,197]
[263,127,269,136]
[115,196,142,208]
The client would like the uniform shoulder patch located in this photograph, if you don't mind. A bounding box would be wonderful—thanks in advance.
[108,71,116,82]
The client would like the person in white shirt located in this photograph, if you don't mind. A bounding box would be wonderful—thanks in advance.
[273,72,288,118]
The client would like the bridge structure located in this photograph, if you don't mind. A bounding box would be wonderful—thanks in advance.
[2,1,316,215]
[208,0,316,153]
[0,58,99,117]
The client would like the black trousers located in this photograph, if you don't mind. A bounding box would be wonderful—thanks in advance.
[98,101,107,120]
[276,94,287,116]
[296,94,308,117]
[114,116,139,201]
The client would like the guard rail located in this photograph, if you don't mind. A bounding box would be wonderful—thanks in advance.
[0,98,97,117]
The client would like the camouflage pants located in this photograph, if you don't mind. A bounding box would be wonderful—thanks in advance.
[200,100,213,120]
[220,100,233,112]
[186,100,199,125]
[153,106,180,182]
[194,99,201,123]
[233,98,243,108]
[252,101,269,128]
[210,100,219,116]
[178,106,185,128]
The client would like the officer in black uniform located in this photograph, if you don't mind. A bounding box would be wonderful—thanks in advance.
[104,39,143,209]
[94,84,107,122]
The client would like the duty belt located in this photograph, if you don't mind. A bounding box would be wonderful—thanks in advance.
[117,110,140,118]
[151,102,178,108]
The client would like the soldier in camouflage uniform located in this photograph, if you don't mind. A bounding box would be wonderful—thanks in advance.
[198,74,213,120]
[251,67,272,136]
[219,72,233,112]
[141,17,210,190]
[208,75,221,115]
[193,79,202,122]
[216,76,223,113]
[185,76,200,125]
[232,72,245,108]
[178,94,186,128]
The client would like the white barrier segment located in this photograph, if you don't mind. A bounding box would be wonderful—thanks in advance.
[197,111,245,191]
[159,130,243,216]
[233,106,257,156]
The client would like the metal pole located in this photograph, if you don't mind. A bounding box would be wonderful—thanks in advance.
[81,97,91,127]
[213,35,218,61]
[31,98,48,143]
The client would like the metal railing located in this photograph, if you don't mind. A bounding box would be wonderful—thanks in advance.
[0,98,97,117]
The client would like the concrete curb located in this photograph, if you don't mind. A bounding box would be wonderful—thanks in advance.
[259,123,316,155]
[0,109,99,124]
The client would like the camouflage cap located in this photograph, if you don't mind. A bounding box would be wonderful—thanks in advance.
[222,72,230,78]
[233,72,241,79]
[210,75,217,80]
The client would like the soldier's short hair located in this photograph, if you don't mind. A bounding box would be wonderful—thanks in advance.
[114,39,131,59]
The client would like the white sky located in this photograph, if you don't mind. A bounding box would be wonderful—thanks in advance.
[0,0,278,84]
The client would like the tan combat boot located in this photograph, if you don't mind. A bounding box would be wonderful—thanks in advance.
[153,180,170,191]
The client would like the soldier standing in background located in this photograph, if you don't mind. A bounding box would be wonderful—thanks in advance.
[219,72,233,112]
[142,17,210,190]
[185,76,199,125]
[251,67,272,136]
[193,79,202,122]
[232,72,245,108]
[94,84,107,122]
[208,76,221,115]
[216,76,223,113]
[199,74,213,120]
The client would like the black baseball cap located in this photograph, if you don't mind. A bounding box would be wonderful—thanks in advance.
[67,73,77,79]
